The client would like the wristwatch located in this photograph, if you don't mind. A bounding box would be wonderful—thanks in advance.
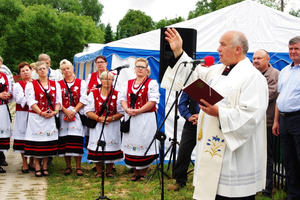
[111,116,115,121]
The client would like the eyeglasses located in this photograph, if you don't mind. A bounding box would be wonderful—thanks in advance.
[135,66,147,69]
[38,67,48,71]
[96,61,106,64]
[101,78,113,81]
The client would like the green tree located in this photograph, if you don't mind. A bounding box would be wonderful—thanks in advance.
[188,0,244,19]
[0,0,25,56]
[289,8,300,17]
[188,0,212,19]
[116,9,155,40]
[104,23,114,43]
[2,4,62,72]
[255,0,282,10]
[20,0,103,24]
[155,16,185,29]
[1,3,104,73]
[80,0,103,24]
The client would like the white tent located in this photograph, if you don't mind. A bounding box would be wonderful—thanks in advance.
[74,0,300,160]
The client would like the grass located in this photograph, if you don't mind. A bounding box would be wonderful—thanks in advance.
[47,157,287,200]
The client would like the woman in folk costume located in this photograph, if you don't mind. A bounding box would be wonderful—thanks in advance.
[0,59,13,173]
[119,57,160,181]
[86,55,109,94]
[24,61,62,177]
[85,71,123,178]
[12,62,35,173]
[57,59,88,176]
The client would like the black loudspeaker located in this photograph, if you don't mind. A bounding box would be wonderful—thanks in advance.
[159,27,197,83]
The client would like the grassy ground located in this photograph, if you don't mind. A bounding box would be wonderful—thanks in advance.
[47,157,287,200]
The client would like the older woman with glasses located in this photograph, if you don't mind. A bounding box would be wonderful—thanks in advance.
[57,59,88,176]
[24,61,62,177]
[119,57,160,181]
[85,71,124,178]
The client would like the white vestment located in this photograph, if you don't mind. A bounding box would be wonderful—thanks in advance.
[162,52,268,198]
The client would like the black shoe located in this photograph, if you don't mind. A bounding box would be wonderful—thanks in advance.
[21,167,29,173]
[28,165,35,171]
[262,192,272,198]
[0,160,8,166]
[47,159,54,166]
[0,166,6,173]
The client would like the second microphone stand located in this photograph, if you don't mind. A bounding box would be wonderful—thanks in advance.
[144,62,198,200]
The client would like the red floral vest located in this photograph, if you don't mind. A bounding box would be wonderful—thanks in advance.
[127,78,156,112]
[58,78,81,108]
[92,88,118,117]
[16,80,29,111]
[0,72,9,105]
[29,79,57,113]
[88,72,100,90]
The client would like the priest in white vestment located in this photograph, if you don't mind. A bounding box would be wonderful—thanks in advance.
[161,28,268,200]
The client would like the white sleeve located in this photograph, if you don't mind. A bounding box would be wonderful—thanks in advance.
[148,80,160,104]
[79,80,88,105]
[84,92,95,114]
[55,81,62,109]
[118,81,128,102]
[25,82,38,109]
[218,73,268,151]
[85,74,92,90]
[117,92,125,114]
[13,83,27,108]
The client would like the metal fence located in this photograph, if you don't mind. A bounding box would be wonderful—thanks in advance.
[273,135,287,191]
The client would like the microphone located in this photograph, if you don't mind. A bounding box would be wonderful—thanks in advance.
[183,56,215,67]
[109,64,130,71]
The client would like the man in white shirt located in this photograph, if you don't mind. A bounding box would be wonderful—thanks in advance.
[32,53,63,81]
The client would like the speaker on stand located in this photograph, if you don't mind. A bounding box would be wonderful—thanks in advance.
[158,27,197,178]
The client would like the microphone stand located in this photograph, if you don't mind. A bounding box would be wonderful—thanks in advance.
[95,69,121,200]
[144,62,198,200]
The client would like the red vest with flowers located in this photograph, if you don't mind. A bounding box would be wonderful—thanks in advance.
[88,72,100,90]
[92,88,118,117]
[58,78,81,108]
[127,78,156,112]
[0,72,9,105]
[16,80,29,111]
[29,79,57,113]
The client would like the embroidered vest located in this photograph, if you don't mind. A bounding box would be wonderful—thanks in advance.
[16,80,29,111]
[92,88,118,117]
[29,79,57,113]
[127,78,156,113]
[0,72,9,105]
[58,78,81,108]
[88,72,100,90]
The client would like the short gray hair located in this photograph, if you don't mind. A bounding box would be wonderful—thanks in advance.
[289,36,300,45]
[100,71,114,81]
[231,32,248,55]
[38,53,51,61]
[35,61,48,71]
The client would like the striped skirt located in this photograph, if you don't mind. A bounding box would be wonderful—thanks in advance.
[24,140,58,157]
[0,137,10,151]
[13,139,26,153]
[88,149,123,163]
[124,154,158,167]
[58,135,84,156]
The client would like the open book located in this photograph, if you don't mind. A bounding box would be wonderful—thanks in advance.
[178,78,223,106]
